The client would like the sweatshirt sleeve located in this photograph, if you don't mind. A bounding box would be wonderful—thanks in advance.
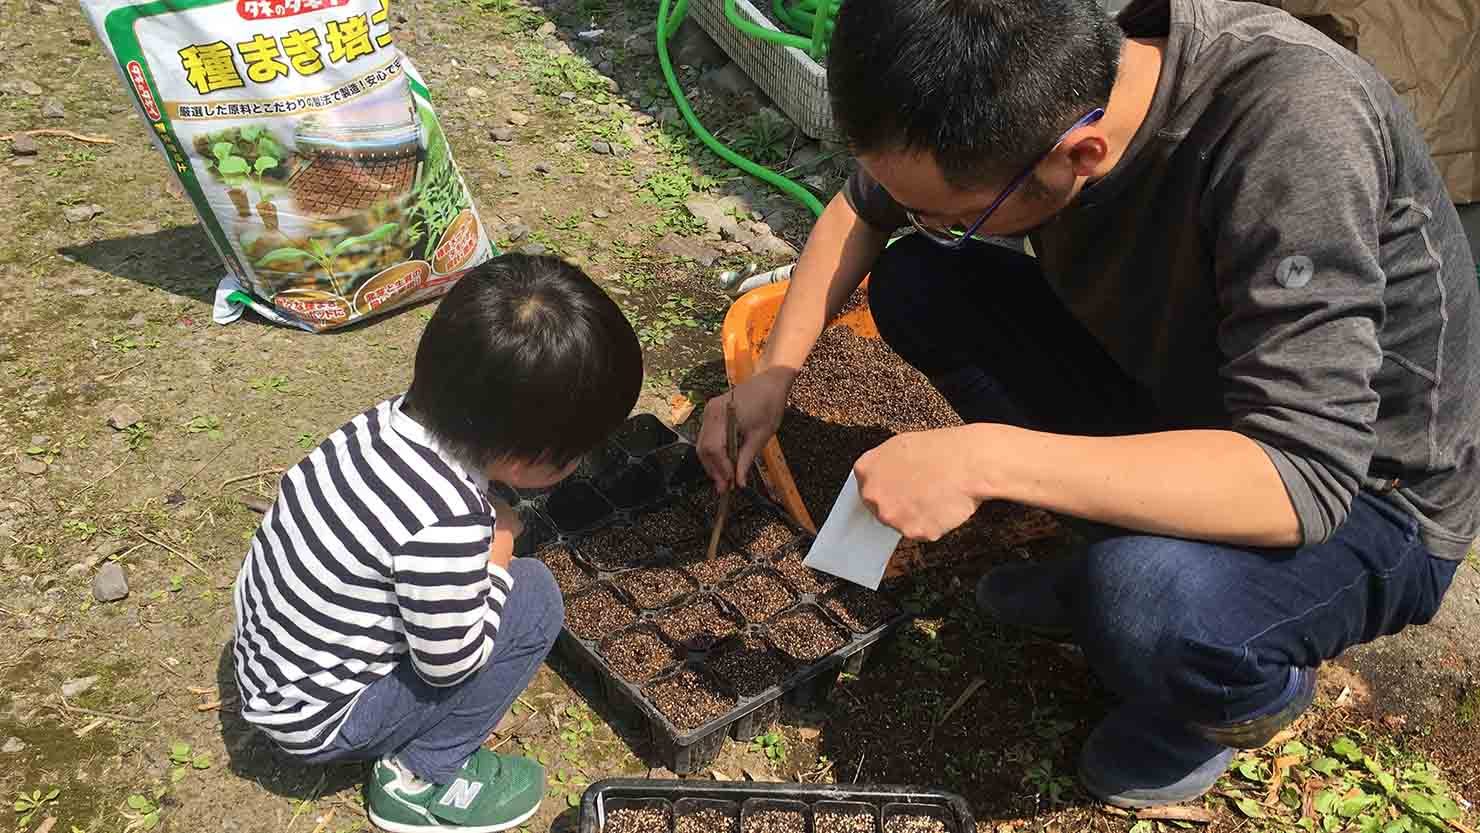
[1206,59,1391,544]
[391,512,512,686]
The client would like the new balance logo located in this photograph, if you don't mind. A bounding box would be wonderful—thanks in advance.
[439,779,483,810]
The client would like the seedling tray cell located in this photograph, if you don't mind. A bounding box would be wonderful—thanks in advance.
[579,781,974,833]
[539,415,911,774]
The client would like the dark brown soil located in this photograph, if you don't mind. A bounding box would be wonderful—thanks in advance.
[601,629,681,683]
[882,815,948,833]
[644,668,737,730]
[815,808,878,833]
[719,570,798,621]
[656,597,742,648]
[770,545,840,594]
[634,504,706,544]
[577,526,657,571]
[536,545,593,595]
[743,808,807,833]
[821,585,898,633]
[728,514,796,559]
[766,606,848,661]
[677,806,739,833]
[707,636,793,696]
[605,806,673,833]
[564,586,638,640]
[622,565,698,610]
[682,485,761,520]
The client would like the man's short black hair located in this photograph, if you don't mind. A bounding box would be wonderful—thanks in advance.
[405,254,643,469]
[829,0,1123,189]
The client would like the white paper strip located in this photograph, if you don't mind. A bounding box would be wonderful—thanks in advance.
[802,471,902,590]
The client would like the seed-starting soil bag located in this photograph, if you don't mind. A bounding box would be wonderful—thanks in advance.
[80,0,497,331]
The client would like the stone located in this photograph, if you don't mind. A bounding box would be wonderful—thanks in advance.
[602,75,620,94]
[750,221,773,237]
[10,133,37,156]
[635,113,655,126]
[494,162,514,178]
[16,457,46,476]
[748,234,799,258]
[537,20,557,36]
[576,28,604,42]
[597,60,614,75]
[684,195,741,238]
[127,312,148,328]
[534,161,552,174]
[466,86,487,100]
[11,158,35,168]
[671,19,726,68]
[490,127,516,142]
[657,234,721,267]
[61,675,98,699]
[1,738,24,754]
[505,223,531,241]
[92,562,129,603]
[507,112,531,126]
[484,63,500,79]
[42,99,64,119]
[701,62,758,97]
[659,107,681,128]
[591,209,610,219]
[36,575,56,593]
[624,34,656,57]
[519,243,548,256]
[107,402,142,430]
[788,143,831,172]
[589,139,612,155]
[63,203,103,223]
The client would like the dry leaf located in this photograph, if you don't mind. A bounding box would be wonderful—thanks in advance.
[1135,805,1216,823]
[669,394,695,425]
[1334,686,1353,707]
[797,727,820,740]
[710,769,732,781]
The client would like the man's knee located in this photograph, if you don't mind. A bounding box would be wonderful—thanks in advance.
[1079,534,1207,658]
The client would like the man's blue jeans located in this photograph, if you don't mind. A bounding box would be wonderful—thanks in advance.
[869,236,1459,727]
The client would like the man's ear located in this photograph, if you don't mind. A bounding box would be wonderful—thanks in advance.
[1064,134,1110,177]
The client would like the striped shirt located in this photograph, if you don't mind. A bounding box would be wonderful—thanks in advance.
[232,396,514,754]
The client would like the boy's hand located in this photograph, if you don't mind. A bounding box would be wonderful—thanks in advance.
[489,497,520,570]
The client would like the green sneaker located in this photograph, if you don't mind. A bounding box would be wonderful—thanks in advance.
[366,750,544,832]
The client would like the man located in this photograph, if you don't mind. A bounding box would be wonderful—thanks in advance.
[697,0,1478,808]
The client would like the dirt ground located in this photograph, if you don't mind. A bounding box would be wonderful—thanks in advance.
[2,0,1478,829]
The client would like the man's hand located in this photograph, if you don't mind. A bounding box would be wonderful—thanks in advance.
[697,368,795,491]
[854,425,991,541]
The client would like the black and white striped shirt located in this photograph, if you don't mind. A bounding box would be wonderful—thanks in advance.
[232,396,513,754]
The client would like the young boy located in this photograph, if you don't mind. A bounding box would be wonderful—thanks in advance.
[232,254,643,832]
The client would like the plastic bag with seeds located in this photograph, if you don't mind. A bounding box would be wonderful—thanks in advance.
[80,0,496,331]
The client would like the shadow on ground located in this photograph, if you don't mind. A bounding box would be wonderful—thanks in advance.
[60,225,226,305]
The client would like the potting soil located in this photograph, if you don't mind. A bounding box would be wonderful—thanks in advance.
[80,0,496,331]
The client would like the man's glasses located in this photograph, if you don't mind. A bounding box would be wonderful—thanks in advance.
[906,108,1106,249]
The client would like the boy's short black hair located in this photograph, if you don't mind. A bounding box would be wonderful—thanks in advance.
[405,254,643,469]
[828,0,1123,190]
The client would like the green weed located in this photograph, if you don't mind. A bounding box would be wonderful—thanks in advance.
[13,786,60,828]
[750,729,787,763]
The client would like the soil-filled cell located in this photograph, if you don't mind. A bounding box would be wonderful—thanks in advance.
[643,667,737,731]
[612,413,681,457]
[564,585,637,640]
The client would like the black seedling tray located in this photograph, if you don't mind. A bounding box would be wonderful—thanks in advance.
[513,414,911,774]
[578,779,975,832]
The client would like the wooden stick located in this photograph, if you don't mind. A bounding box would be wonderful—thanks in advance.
[34,817,57,833]
[96,359,145,383]
[1,129,116,144]
[58,698,148,723]
[309,809,337,833]
[132,528,209,576]
[929,677,986,740]
[219,469,284,492]
[71,460,127,499]
[705,399,741,561]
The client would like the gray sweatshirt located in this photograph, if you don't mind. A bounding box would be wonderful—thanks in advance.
[844,0,1480,559]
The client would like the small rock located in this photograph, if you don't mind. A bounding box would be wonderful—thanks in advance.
[576,28,604,42]
[520,243,548,256]
[684,195,740,238]
[10,133,38,156]
[484,63,500,79]
[657,234,721,267]
[646,766,677,779]
[659,107,681,127]
[61,675,99,699]
[537,20,557,36]
[66,562,89,576]
[36,575,56,593]
[16,456,46,476]
[11,157,35,168]
[635,113,655,126]
[591,209,610,219]
[466,86,487,100]
[589,140,612,155]
[701,62,758,97]
[724,224,757,245]
[494,162,514,178]
[624,34,656,57]
[798,726,821,740]
[505,223,531,241]
[748,234,798,258]
[750,221,773,236]
[742,763,777,782]
[558,91,576,102]
[597,60,614,75]
[94,539,127,559]
[63,203,103,224]
[602,76,620,94]
[42,99,65,119]
[127,312,148,328]
[106,402,142,430]
[507,112,531,126]
[1,738,25,754]
[490,127,516,142]
[534,162,552,174]
[29,434,49,447]
[92,562,129,603]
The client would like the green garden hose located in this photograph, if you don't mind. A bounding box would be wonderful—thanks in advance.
[656,0,826,218]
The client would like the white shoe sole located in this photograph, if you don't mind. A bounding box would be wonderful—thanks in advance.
[368,800,541,832]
